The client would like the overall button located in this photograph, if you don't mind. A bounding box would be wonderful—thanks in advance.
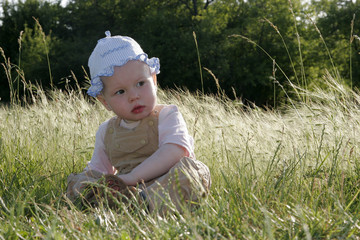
[140,139,146,145]
[108,127,114,134]
[148,120,154,126]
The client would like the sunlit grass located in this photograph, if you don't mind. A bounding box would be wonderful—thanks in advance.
[1,1,360,237]
[0,71,360,238]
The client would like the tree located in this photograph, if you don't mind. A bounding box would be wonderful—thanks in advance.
[20,22,57,86]
[312,0,360,88]
[1,0,358,106]
[179,0,215,16]
[0,0,66,100]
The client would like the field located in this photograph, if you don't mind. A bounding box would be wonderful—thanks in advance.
[0,72,359,239]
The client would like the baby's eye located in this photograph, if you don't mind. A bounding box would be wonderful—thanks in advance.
[136,81,145,87]
[115,89,125,95]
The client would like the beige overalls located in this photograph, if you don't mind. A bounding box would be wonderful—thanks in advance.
[67,106,211,214]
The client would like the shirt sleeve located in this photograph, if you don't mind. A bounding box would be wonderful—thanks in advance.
[84,120,117,174]
[158,105,195,158]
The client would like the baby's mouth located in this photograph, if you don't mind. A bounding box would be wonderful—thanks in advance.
[131,105,145,114]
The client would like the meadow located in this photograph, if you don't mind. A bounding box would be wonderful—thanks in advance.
[0,69,360,239]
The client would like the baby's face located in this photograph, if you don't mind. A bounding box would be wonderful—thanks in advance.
[98,60,157,121]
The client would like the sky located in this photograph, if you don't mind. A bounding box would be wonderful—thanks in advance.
[2,0,70,7]
[59,0,69,7]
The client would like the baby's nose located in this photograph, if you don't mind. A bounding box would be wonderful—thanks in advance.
[129,89,140,101]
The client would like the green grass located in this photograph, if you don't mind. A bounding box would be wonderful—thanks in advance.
[0,72,360,239]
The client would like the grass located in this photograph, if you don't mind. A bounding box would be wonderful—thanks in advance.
[1,3,360,237]
[0,72,360,239]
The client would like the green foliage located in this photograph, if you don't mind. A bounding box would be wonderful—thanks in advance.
[20,22,57,85]
[0,0,360,106]
[314,0,360,86]
[0,0,66,100]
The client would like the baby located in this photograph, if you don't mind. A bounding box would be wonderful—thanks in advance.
[66,31,211,214]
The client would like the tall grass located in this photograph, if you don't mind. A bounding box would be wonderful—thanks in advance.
[0,72,360,238]
[1,8,360,238]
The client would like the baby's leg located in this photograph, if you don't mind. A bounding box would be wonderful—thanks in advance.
[142,157,211,214]
[67,171,138,209]
[66,170,104,202]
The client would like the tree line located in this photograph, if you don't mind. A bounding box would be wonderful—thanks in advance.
[0,0,359,106]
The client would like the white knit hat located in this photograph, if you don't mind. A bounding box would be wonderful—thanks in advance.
[87,31,160,97]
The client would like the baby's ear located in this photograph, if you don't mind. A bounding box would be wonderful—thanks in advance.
[152,73,157,86]
[97,94,112,111]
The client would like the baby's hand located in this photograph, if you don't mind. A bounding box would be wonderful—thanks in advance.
[117,173,139,186]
